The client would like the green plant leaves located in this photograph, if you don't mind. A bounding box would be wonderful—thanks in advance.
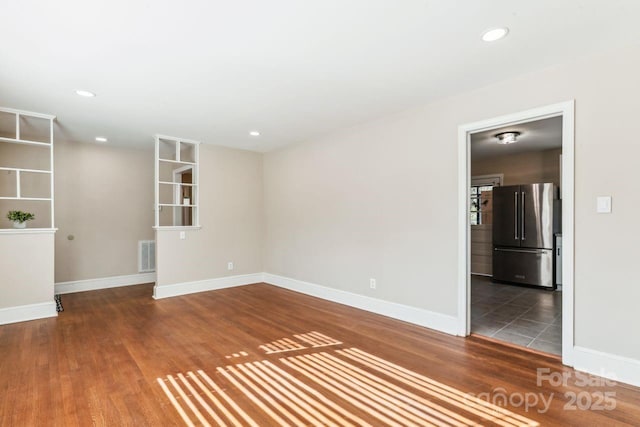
[6,210,35,223]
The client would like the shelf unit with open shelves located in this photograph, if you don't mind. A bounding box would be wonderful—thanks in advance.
[0,107,56,231]
[154,135,200,228]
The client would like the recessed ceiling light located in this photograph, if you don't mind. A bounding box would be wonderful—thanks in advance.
[249,131,260,137]
[75,90,96,97]
[495,131,520,144]
[95,136,108,143]
[482,27,509,42]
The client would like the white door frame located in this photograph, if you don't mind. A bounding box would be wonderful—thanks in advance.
[457,100,575,366]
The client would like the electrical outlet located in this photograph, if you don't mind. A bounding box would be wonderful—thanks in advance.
[228,262,234,270]
[179,231,186,240]
[370,278,376,289]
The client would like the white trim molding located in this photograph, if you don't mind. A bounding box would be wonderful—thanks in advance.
[471,174,504,187]
[573,346,640,388]
[263,273,459,335]
[55,272,157,295]
[0,301,57,325]
[153,273,263,299]
[0,228,57,235]
[458,100,576,366]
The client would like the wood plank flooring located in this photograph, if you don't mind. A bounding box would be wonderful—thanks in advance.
[1,283,639,426]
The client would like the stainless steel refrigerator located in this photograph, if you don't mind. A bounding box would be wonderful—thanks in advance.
[492,183,560,288]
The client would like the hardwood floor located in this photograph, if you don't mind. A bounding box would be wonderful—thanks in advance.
[1,283,639,426]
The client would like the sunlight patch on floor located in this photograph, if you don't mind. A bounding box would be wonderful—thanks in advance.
[259,331,343,354]
[157,334,539,427]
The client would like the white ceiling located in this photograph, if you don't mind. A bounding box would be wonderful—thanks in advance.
[2,1,640,152]
[470,116,563,160]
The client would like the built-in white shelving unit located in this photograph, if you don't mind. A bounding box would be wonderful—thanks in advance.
[0,107,56,231]
[154,135,200,228]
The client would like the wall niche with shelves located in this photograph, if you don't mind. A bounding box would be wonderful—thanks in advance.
[154,135,200,228]
[0,107,55,231]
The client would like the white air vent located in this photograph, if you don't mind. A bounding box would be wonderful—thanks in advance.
[138,240,156,273]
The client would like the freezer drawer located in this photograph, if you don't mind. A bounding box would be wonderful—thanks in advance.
[493,247,554,288]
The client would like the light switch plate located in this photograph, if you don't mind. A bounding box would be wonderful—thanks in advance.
[596,196,612,214]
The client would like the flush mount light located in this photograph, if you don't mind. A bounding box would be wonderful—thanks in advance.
[76,90,96,97]
[95,136,108,143]
[482,27,509,42]
[249,131,260,137]
[495,131,520,144]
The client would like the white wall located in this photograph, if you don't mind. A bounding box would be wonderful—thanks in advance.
[154,144,263,296]
[264,43,640,363]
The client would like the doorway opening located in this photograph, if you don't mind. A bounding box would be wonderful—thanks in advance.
[458,101,575,366]
[173,165,194,227]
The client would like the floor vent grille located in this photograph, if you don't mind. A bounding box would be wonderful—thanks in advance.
[139,240,156,273]
[54,295,63,312]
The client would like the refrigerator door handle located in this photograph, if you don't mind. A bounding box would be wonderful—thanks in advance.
[514,191,519,240]
[521,191,526,241]
[494,247,548,254]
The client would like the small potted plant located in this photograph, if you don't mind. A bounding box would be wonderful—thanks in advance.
[7,210,35,229]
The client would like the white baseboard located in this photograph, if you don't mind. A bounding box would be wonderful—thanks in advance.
[153,273,263,299]
[263,273,459,336]
[55,272,157,294]
[573,346,640,388]
[0,301,57,325]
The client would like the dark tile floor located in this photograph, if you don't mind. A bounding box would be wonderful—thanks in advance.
[471,275,562,355]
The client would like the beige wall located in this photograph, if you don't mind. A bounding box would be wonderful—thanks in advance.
[155,144,263,287]
[54,140,155,282]
[0,233,54,309]
[264,43,640,361]
[472,148,562,186]
[264,104,461,314]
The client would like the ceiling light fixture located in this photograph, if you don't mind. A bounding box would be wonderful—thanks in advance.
[495,131,520,144]
[482,27,509,42]
[249,131,260,137]
[76,90,96,97]
[95,136,108,143]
